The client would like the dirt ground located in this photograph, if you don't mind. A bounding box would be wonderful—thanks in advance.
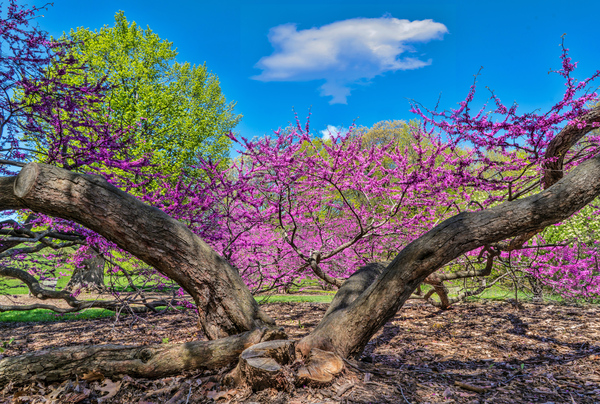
[0,299,599,403]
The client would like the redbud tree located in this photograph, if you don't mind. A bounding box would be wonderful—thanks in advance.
[0,0,175,313]
[180,39,600,303]
[2,0,600,315]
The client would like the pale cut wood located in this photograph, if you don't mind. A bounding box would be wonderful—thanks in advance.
[229,340,344,390]
[296,348,344,384]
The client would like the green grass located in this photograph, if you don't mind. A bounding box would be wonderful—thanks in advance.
[255,294,334,304]
[0,295,334,323]
[2,274,593,324]
[464,287,532,301]
[0,308,116,323]
[0,276,71,295]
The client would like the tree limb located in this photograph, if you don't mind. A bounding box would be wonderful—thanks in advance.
[0,163,274,339]
[542,104,600,188]
[0,327,285,387]
[298,151,600,358]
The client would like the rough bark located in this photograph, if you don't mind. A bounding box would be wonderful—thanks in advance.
[0,163,274,339]
[542,105,600,189]
[323,262,385,318]
[0,176,24,211]
[0,327,286,387]
[297,153,600,358]
[66,250,105,291]
[325,261,455,316]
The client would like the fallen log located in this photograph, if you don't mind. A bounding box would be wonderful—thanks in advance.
[0,327,286,387]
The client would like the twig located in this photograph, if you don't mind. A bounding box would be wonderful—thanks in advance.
[396,383,412,404]
[335,381,355,397]
[454,381,489,393]
[185,385,192,404]
[342,358,386,376]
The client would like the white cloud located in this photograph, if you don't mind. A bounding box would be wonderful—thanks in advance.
[253,16,448,104]
[320,125,349,140]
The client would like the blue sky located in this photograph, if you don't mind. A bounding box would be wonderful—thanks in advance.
[18,0,600,148]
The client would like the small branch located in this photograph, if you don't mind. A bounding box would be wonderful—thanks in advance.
[0,265,173,314]
[308,252,343,288]
[0,159,26,167]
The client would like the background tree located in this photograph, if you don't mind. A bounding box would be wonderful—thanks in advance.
[0,1,192,314]
[52,11,240,178]
[3,9,243,304]
[354,119,420,150]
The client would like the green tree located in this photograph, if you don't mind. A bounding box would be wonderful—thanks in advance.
[59,11,241,177]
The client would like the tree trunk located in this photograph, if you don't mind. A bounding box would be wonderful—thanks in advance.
[2,134,600,388]
[323,262,385,318]
[66,250,105,291]
[0,327,286,387]
[0,163,274,339]
[297,153,600,358]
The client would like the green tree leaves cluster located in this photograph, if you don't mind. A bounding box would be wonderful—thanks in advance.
[354,119,419,150]
[61,11,241,177]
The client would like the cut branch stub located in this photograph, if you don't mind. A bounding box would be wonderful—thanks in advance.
[232,339,296,390]
[13,162,39,198]
[296,348,344,384]
[230,340,344,390]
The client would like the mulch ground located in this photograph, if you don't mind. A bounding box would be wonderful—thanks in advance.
[0,300,599,403]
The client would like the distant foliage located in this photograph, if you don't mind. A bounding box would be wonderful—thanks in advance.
[1,1,600,304]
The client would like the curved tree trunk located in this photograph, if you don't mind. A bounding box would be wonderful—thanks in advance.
[0,163,274,339]
[297,153,600,358]
[0,327,286,386]
[2,132,600,389]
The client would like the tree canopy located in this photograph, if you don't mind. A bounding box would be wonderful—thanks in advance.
[55,11,240,177]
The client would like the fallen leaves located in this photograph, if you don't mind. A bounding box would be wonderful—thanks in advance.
[96,379,121,403]
[1,300,599,403]
[81,370,104,382]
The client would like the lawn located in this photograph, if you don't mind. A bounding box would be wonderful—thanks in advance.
[0,308,116,323]
[0,273,583,324]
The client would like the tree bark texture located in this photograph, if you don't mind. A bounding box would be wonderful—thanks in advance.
[298,153,600,358]
[0,327,285,387]
[542,105,600,188]
[66,250,105,291]
[0,163,274,339]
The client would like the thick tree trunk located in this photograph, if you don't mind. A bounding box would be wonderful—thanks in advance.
[0,164,274,339]
[0,327,285,387]
[66,250,105,291]
[297,153,600,358]
[2,115,600,388]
